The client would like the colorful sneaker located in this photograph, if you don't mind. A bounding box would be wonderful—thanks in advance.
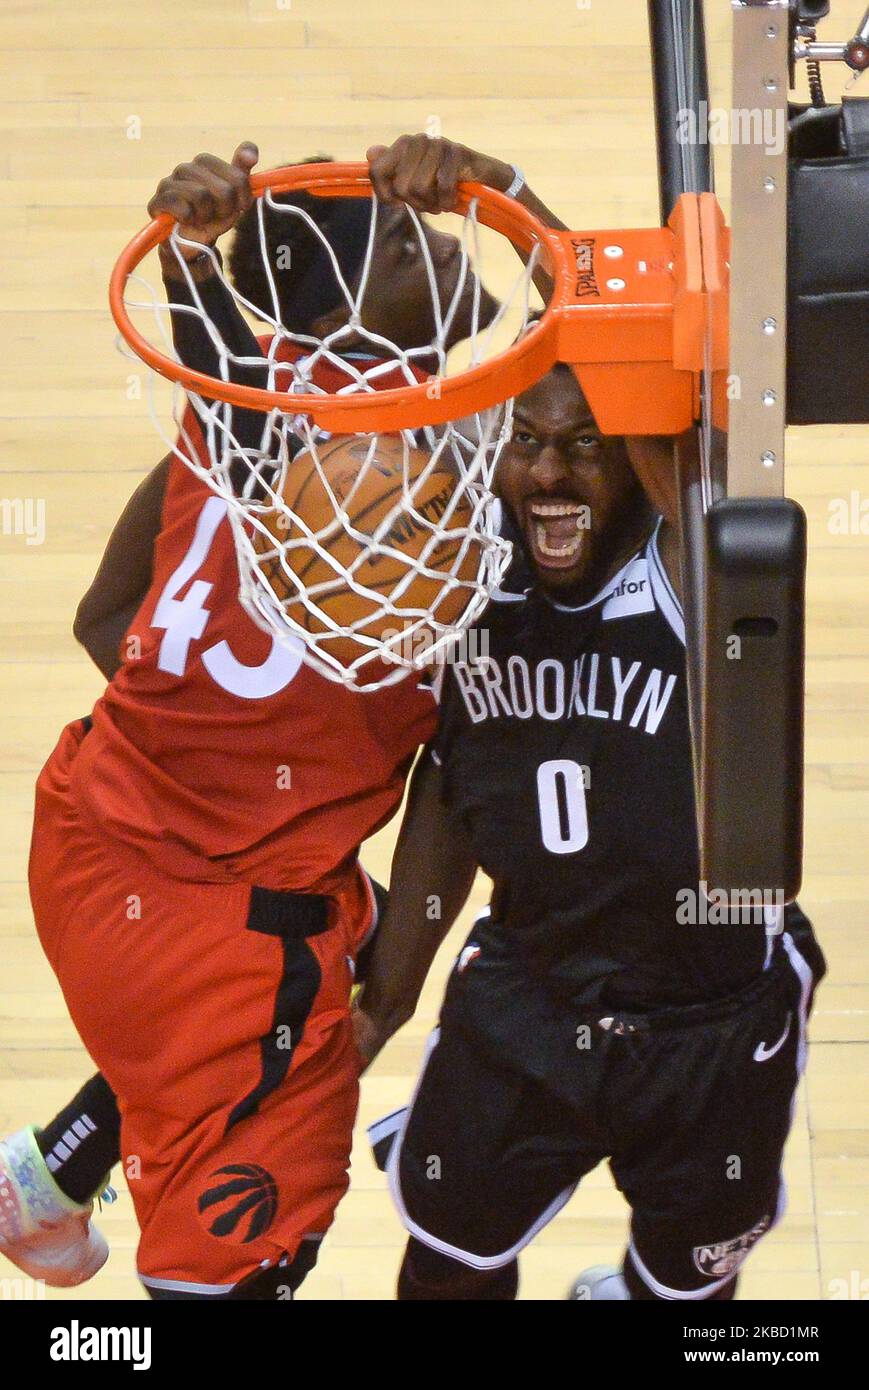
[568,1264,630,1300]
[0,1127,109,1287]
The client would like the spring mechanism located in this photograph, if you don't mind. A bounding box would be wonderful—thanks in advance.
[807,55,826,105]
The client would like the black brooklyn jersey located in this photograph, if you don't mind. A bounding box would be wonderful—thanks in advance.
[435,522,777,1010]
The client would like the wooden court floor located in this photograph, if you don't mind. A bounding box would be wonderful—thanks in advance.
[0,1,866,1300]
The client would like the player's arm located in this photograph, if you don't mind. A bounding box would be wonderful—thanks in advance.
[148,145,282,462]
[76,150,267,679]
[367,134,565,300]
[625,435,683,597]
[353,747,478,1069]
[73,456,171,680]
[151,145,264,370]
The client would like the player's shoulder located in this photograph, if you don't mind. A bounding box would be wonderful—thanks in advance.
[639,521,685,644]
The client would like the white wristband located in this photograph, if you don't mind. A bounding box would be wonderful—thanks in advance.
[505,164,525,200]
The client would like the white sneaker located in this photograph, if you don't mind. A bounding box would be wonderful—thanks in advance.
[0,1127,109,1287]
[568,1264,630,1300]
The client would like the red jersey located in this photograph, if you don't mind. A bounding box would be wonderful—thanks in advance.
[70,345,437,891]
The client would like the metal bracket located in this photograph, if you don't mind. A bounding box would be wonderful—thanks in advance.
[727,1,790,498]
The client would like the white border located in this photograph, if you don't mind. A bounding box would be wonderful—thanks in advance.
[385,1029,578,1271]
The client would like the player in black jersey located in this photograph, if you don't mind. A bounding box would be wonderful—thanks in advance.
[356,357,826,1301]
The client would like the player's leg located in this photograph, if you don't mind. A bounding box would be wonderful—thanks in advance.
[397,1236,519,1301]
[29,727,373,1299]
[1,720,121,1287]
[0,1124,110,1289]
[118,882,368,1300]
[0,1073,119,1287]
[608,926,824,1301]
[35,1072,120,1204]
[1,868,388,1287]
[147,1241,322,1300]
[375,1017,605,1300]
[45,868,363,1299]
[2,872,383,1293]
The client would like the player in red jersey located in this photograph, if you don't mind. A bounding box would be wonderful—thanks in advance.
[3,137,550,1299]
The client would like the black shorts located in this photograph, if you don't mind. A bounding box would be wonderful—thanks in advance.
[373,923,824,1299]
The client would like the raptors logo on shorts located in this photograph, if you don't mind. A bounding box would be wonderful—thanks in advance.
[198,1164,279,1244]
[692,1214,772,1279]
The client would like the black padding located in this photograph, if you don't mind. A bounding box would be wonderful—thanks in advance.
[792,1,830,25]
[787,99,869,423]
[842,99,869,156]
[701,499,806,901]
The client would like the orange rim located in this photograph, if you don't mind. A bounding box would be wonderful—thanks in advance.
[109,161,566,433]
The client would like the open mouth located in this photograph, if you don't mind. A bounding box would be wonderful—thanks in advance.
[525,498,589,569]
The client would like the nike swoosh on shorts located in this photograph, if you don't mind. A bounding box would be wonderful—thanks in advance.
[753,1012,792,1063]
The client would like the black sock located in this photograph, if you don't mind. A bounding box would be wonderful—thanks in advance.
[398,1236,519,1300]
[36,1073,121,1205]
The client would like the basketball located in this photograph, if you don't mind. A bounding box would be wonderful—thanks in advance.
[253,433,483,667]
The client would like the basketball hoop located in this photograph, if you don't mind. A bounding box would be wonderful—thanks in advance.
[111,163,558,435]
[110,162,726,690]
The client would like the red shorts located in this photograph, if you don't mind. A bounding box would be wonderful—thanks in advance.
[29,719,372,1294]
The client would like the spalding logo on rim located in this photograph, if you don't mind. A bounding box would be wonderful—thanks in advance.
[692,1214,772,1278]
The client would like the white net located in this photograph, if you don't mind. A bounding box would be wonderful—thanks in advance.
[120,185,540,689]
